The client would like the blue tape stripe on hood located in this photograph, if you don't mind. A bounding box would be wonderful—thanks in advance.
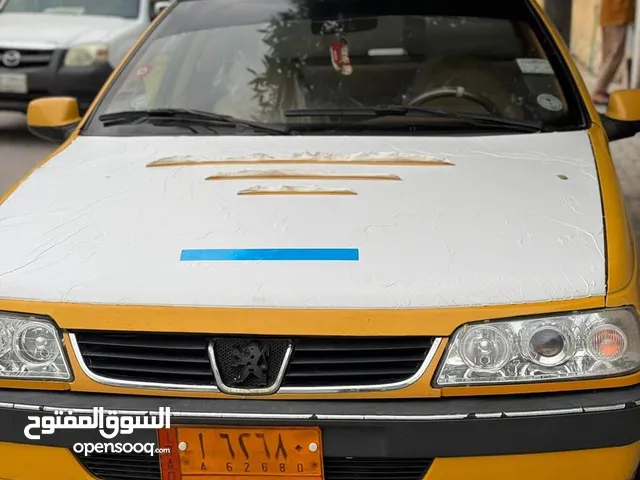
[180,248,359,261]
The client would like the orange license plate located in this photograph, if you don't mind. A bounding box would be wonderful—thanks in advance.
[158,426,323,480]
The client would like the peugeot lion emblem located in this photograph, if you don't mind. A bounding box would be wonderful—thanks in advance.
[229,341,270,387]
[209,338,292,395]
[1,50,21,68]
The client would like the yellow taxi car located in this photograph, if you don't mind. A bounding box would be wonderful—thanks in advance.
[3,0,640,479]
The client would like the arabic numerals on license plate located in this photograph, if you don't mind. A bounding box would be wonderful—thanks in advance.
[219,431,307,473]
[178,427,320,476]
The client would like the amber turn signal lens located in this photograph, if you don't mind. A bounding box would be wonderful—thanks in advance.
[588,326,627,361]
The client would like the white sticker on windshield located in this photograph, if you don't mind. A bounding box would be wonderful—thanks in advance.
[44,6,85,14]
[131,93,151,110]
[537,93,563,112]
[517,58,554,75]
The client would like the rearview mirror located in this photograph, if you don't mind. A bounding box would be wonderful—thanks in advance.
[27,97,81,143]
[601,89,640,141]
[152,0,170,18]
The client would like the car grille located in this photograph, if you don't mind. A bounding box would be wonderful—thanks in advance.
[0,48,53,68]
[77,453,433,480]
[72,331,436,389]
[324,458,433,480]
[79,453,159,480]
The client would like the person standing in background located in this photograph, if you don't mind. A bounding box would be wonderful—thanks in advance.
[592,0,636,105]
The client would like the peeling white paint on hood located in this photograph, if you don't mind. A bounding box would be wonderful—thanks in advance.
[205,170,402,181]
[147,151,453,166]
[0,132,604,308]
[237,185,359,195]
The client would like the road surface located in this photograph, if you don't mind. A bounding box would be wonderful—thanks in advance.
[0,112,54,195]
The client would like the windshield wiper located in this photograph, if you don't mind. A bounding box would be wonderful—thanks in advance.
[98,108,290,135]
[285,105,544,133]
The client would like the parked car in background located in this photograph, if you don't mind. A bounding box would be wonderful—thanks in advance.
[0,0,170,114]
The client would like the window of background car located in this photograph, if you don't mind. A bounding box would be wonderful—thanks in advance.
[0,0,140,19]
[83,0,588,135]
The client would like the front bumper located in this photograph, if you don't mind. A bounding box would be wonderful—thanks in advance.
[1,442,639,480]
[0,50,112,113]
[1,385,640,479]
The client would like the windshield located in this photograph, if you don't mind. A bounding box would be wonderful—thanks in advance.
[83,0,587,136]
[1,0,140,18]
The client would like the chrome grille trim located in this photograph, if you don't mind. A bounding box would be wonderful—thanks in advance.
[473,412,503,419]
[503,408,583,417]
[583,404,626,412]
[68,334,443,394]
[0,47,54,67]
[1,399,638,421]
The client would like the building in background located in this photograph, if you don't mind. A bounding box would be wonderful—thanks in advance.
[537,0,636,88]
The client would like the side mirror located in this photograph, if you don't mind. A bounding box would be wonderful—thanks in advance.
[600,89,640,142]
[152,1,170,18]
[27,97,81,143]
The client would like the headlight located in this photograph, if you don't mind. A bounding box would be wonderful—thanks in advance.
[63,43,109,67]
[0,312,72,380]
[435,308,640,386]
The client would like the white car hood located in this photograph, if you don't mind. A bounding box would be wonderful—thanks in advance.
[0,13,135,48]
[0,131,605,308]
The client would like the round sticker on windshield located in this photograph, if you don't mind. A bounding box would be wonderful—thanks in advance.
[131,93,151,110]
[135,64,153,78]
[537,93,563,112]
